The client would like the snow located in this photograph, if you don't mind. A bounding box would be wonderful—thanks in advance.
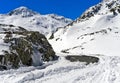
[32,45,43,66]
[0,7,72,37]
[49,12,120,56]
[0,54,120,83]
[8,6,38,17]
[0,34,10,55]
[1,0,120,83]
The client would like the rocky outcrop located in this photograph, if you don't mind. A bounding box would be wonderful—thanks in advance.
[0,24,57,69]
[65,55,99,65]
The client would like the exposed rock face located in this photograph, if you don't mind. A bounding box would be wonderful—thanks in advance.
[0,24,57,69]
[65,55,99,65]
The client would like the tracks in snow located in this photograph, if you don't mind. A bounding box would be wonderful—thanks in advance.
[0,56,120,83]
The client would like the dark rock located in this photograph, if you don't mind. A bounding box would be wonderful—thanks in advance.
[0,65,7,70]
[0,24,57,69]
[65,55,99,65]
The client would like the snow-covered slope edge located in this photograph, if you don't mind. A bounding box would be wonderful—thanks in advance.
[49,0,120,56]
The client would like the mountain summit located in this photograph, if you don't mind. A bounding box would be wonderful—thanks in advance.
[75,0,120,22]
[0,6,72,36]
[49,0,120,56]
[8,6,38,17]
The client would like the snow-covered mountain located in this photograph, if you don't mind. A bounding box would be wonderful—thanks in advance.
[0,6,72,37]
[8,6,38,17]
[49,0,120,56]
[0,6,71,69]
[1,0,120,83]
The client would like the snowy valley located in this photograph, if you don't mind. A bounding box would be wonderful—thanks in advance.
[0,0,120,83]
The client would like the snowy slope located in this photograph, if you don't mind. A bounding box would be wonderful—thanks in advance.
[0,6,72,37]
[49,0,120,56]
[0,55,120,83]
[1,0,120,83]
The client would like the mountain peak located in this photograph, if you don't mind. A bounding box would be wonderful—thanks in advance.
[15,6,29,11]
[8,6,38,17]
[103,0,117,2]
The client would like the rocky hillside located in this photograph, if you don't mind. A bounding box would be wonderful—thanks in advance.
[0,6,72,37]
[0,24,57,69]
[49,0,120,56]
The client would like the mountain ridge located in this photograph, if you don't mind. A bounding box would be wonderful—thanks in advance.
[49,0,120,56]
[0,6,72,37]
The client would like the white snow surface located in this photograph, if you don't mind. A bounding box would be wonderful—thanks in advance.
[49,0,120,56]
[1,54,120,83]
[0,6,72,37]
[1,0,120,83]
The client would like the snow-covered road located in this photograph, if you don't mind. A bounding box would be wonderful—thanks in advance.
[0,55,120,83]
